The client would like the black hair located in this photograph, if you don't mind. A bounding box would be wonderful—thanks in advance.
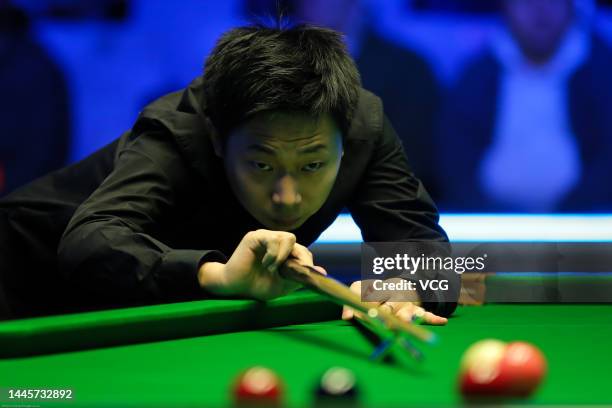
[202,24,361,137]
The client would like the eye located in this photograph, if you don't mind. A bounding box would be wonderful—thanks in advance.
[250,161,273,172]
[302,161,325,173]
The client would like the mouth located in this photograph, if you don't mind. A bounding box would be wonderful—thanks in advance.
[270,216,302,228]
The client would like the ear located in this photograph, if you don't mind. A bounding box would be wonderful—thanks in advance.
[205,117,224,157]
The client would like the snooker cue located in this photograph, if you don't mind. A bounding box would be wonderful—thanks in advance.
[352,314,424,361]
[279,259,436,344]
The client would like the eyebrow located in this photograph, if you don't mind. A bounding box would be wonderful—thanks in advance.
[246,143,329,155]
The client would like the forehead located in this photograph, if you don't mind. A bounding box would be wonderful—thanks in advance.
[235,111,339,145]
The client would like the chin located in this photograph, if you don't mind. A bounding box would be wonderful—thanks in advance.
[274,221,302,231]
[266,217,307,231]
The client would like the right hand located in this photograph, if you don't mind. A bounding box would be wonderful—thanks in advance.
[198,229,326,301]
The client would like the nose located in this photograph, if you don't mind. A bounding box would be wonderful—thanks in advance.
[272,174,302,207]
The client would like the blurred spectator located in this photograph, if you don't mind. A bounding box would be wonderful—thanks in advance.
[245,0,443,200]
[0,2,70,197]
[437,0,612,212]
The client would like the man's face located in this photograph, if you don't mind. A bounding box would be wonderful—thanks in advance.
[503,0,574,64]
[221,112,343,231]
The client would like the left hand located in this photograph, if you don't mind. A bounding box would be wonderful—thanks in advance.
[341,280,448,325]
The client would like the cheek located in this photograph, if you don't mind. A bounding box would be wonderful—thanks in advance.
[303,168,339,205]
[238,174,267,201]
[228,165,265,199]
[235,169,253,192]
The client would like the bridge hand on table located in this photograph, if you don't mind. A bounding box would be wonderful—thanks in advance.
[341,280,448,325]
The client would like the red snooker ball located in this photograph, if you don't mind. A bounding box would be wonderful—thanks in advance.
[233,366,282,405]
[458,339,547,398]
[500,341,547,396]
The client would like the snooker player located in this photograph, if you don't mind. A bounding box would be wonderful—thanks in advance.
[0,24,458,322]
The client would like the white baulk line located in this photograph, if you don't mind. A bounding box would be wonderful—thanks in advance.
[315,214,612,243]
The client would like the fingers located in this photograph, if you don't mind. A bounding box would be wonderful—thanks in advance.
[380,303,396,314]
[257,232,326,276]
[291,243,313,265]
[309,265,327,276]
[421,311,448,325]
[340,281,449,326]
[290,244,327,275]
[234,230,322,302]
[350,280,447,326]
[391,302,448,326]
[256,230,297,272]
[251,230,324,299]
[342,281,382,320]
[342,306,354,320]
[342,281,361,320]
[273,235,296,271]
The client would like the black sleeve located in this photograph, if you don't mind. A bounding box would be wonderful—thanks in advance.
[58,130,226,306]
[348,116,459,317]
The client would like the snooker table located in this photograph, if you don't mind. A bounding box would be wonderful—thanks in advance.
[2,290,612,407]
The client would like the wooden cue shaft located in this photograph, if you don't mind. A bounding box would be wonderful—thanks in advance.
[279,259,435,343]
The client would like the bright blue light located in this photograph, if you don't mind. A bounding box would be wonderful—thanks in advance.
[494,272,612,277]
[314,214,612,244]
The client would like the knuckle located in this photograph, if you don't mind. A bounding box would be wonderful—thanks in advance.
[398,310,412,320]
[247,230,265,239]
[300,248,312,258]
[283,232,296,243]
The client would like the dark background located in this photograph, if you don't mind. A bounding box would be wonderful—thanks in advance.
[2,0,612,212]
